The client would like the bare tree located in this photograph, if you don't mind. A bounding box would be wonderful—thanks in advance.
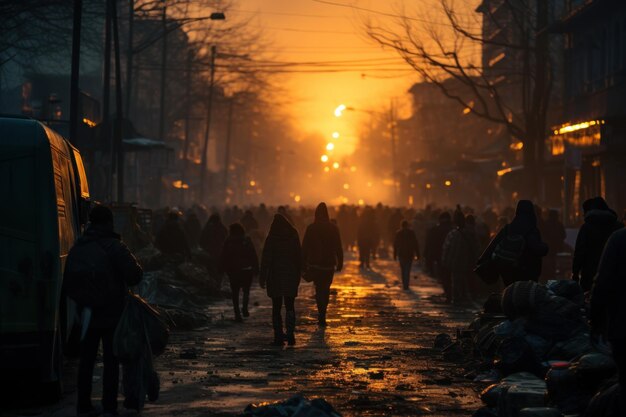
[365,0,554,198]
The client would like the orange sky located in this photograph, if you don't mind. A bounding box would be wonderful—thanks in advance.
[233,1,479,137]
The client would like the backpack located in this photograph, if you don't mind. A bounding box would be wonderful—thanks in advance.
[64,240,120,308]
[492,227,526,269]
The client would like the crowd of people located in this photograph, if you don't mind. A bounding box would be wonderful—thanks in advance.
[64,196,626,416]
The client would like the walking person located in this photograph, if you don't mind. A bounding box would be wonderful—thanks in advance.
[424,211,453,302]
[301,202,343,327]
[63,205,143,417]
[393,220,420,290]
[590,228,626,388]
[260,214,302,346]
[199,213,228,275]
[477,200,548,287]
[572,197,623,292]
[155,210,190,258]
[442,207,479,305]
[357,207,378,269]
[220,223,259,322]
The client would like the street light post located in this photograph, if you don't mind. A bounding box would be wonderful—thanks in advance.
[199,45,217,204]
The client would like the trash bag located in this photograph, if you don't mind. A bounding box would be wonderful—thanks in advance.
[241,395,342,417]
[573,353,617,394]
[113,293,170,360]
[494,336,543,377]
[583,382,623,417]
[546,280,585,306]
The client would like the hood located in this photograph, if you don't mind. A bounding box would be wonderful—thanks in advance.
[583,197,609,215]
[585,209,619,227]
[269,214,297,238]
[514,200,537,224]
[79,223,120,243]
[315,202,330,222]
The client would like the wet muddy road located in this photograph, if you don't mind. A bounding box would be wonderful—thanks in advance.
[10,257,482,417]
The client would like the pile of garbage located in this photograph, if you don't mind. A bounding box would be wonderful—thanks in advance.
[240,395,342,417]
[435,280,621,417]
[134,245,223,330]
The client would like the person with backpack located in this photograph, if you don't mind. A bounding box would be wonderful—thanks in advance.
[260,214,302,346]
[63,205,143,417]
[477,200,548,286]
[301,202,343,327]
[219,223,259,322]
[393,220,420,290]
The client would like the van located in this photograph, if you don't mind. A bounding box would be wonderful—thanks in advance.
[0,115,90,401]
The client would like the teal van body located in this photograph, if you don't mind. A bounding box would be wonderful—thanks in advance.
[0,116,89,397]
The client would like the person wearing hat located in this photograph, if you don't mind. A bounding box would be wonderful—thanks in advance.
[65,205,143,417]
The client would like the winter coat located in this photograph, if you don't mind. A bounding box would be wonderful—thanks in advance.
[590,228,626,340]
[573,209,623,292]
[65,224,143,328]
[199,215,228,258]
[301,203,343,271]
[219,235,259,285]
[393,228,420,261]
[155,218,190,256]
[478,200,548,283]
[424,220,452,264]
[260,214,302,298]
[442,227,479,273]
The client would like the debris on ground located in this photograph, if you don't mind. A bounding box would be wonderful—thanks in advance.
[436,280,620,417]
[240,395,342,417]
[135,247,221,330]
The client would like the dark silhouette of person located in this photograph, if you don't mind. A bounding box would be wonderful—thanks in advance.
[424,211,453,302]
[357,207,379,269]
[240,210,259,233]
[220,223,259,322]
[542,209,566,281]
[183,211,202,249]
[590,228,626,387]
[478,200,548,286]
[393,220,420,290]
[199,213,228,259]
[573,197,623,292]
[260,214,302,346]
[155,211,190,258]
[387,209,404,249]
[301,202,343,326]
[442,207,479,305]
[65,205,143,416]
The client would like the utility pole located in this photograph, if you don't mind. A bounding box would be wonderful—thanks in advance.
[389,100,398,205]
[69,0,82,146]
[124,0,134,118]
[112,0,124,202]
[103,0,112,200]
[199,45,216,204]
[180,49,193,204]
[223,97,234,203]
[158,3,167,141]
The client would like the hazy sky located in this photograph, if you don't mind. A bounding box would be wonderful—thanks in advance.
[228,0,480,145]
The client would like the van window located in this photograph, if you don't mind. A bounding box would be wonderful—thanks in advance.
[0,155,36,238]
[72,149,90,199]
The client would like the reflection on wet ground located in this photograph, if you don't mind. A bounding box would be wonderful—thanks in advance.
[7,255,482,417]
[146,255,482,416]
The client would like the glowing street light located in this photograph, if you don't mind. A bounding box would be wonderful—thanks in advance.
[321,155,329,163]
[326,143,335,151]
[332,132,340,139]
[334,104,347,117]
[343,183,350,190]
[332,162,340,169]
[324,166,330,172]
[444,180,452,187]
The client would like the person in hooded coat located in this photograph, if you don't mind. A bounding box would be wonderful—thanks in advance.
[393,220,420,290]
[155,211,191,258]
[220,223,259,322]
[65,206,143,417]
[478,200,548,286]
[301,202,343,326]
[442,207,479,305]
[573,197,623,292]
[260,214,302,346]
